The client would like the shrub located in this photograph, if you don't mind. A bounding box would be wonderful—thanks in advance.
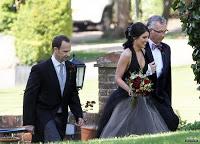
[177,115,187,130]
[172,0,200,84]
[0,0,17,33]
[13,0,72,65]
[180,121,200,131]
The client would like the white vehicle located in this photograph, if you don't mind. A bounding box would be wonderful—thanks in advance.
[71,0,113,31]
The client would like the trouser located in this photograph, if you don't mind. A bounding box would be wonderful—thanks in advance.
[44,113,66,142]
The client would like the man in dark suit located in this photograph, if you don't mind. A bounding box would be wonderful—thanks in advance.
[23,35,84,142]
[145,15,179,131]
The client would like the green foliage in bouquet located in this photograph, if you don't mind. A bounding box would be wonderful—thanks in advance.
[172,0,200,85]
[13,0,72,65]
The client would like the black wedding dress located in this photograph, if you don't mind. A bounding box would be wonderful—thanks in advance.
[100,48,169,138]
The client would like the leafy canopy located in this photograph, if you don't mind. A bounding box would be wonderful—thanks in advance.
[13,0,72,65]
[172,0,200,84]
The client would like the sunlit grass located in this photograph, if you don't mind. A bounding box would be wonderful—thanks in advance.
[0,86,24,115]
[62,130,200,144]
[70,50,107,62]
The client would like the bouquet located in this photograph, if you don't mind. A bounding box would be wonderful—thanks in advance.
[126,71,153,107]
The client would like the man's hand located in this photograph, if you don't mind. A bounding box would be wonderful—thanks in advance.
[149,61,156,73]
[75,118,85,126]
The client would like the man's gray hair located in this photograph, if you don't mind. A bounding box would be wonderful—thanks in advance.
[147,15,166,29]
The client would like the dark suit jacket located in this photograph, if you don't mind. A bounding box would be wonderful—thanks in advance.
[145,42,171,104]
[145,42,179,131]
[23,59,83,142]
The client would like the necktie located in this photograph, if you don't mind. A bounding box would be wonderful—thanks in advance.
[152,43,163,51]
[59,63,65,95]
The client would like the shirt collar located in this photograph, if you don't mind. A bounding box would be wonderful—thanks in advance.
[148,39,162,51]
[51,55,65,67]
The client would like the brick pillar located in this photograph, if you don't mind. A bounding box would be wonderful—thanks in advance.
[94,52,121,114]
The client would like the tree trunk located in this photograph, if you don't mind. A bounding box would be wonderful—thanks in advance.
[162,0,172,22]
[103,0,131,38]
[133,0,142,20]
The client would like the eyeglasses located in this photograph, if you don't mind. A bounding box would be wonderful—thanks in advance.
[151,29,168,34]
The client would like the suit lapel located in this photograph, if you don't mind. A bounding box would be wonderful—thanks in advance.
[146,42,168,77]
[47,59,62,96]
[145,43,154,63]
[160,43,167,77]
[63,60,70,94]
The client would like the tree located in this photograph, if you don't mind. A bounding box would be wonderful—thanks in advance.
[131,0,142,21]
[13,0,72,65]
[0,0,17,32]
[103,0,131,38]
[162,0,172,21]
[172,0,200,85]
[116,0,131,37]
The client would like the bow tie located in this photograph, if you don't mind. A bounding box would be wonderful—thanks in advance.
[152,43,163,51]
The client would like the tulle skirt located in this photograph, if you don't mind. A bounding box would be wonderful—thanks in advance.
[100,95,169,138]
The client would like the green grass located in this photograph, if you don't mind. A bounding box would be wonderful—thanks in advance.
[72,37,124,45]
[72,31,186,45]
[62,130,200,144]
[70,50,108,62]
[171,65,200,122]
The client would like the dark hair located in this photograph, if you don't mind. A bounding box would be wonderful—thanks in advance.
[146,15,166,29]
[52,35,70,49]
[123,22,149,49]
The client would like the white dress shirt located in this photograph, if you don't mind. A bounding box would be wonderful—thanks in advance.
[51,55,66,113]
[147,39,163,78]
[51,55,66,88]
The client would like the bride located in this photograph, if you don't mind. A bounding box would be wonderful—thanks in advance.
[98,22,169,138]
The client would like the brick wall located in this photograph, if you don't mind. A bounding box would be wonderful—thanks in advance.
[95,51,121,113]
[0,115,22,128]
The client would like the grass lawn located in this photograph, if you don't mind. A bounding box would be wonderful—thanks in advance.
[70,50,107,62]
[172,65,200,123]
[0,65,199,123]
[63,130,200,144]
[0,86,24,115]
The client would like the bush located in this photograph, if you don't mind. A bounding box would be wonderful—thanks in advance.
[176,113,187,130]
[172,0,200,84]
[13,0,72,65]
[0,0,17,33]
[180,121,200,131]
